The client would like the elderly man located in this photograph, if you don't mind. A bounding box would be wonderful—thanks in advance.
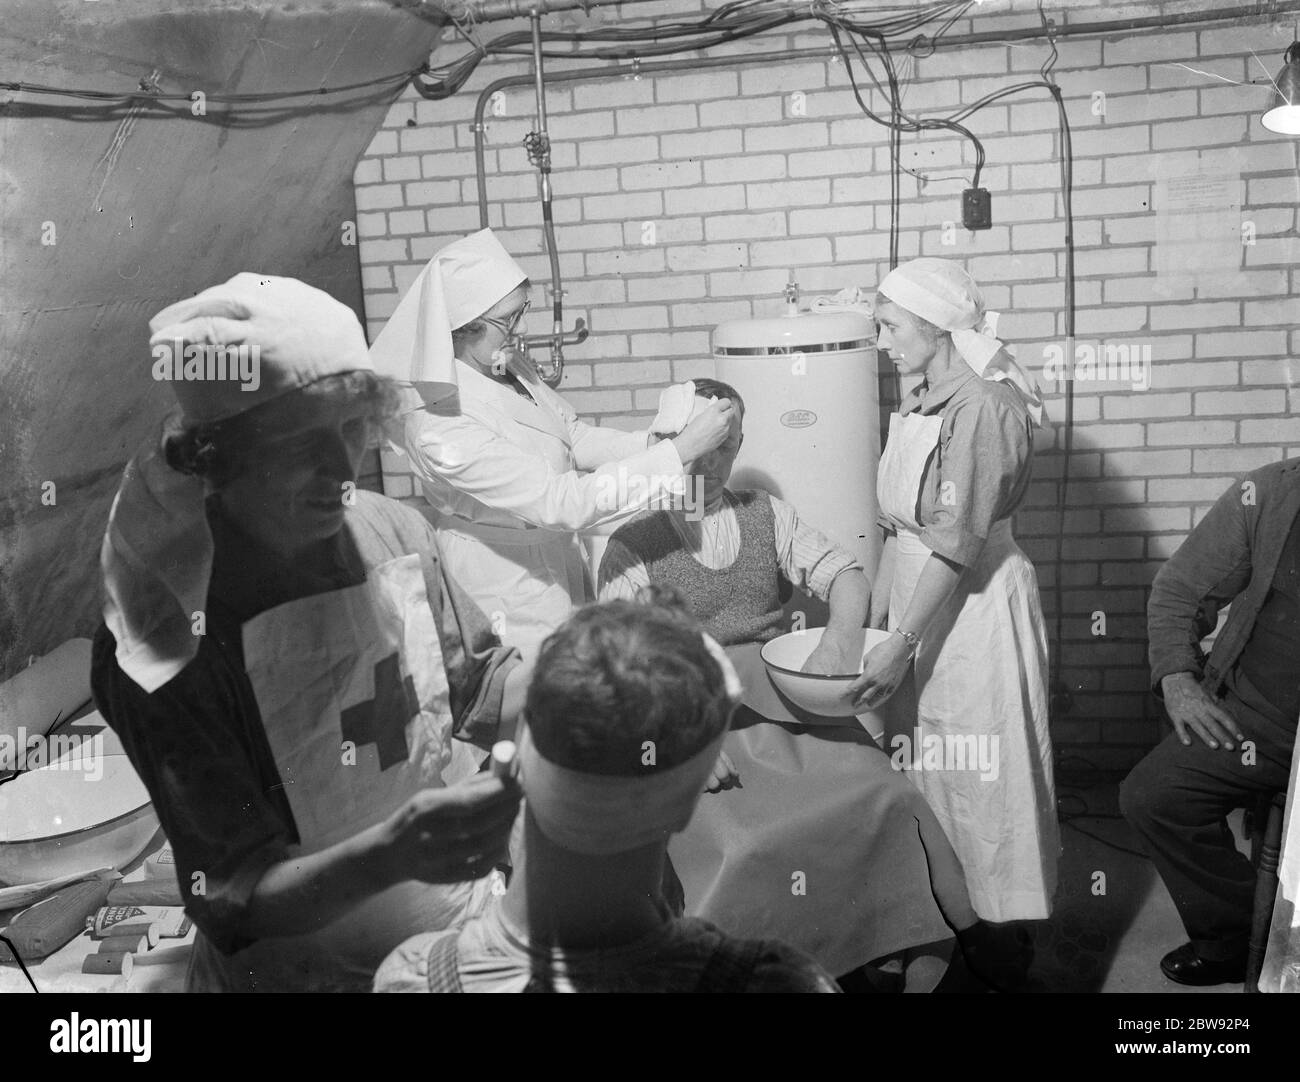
[93,274,527,991]
[1121,459,1300,985]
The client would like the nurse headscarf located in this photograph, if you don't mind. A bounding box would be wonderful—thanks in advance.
[368,228,528,409]
[878,257,1045,426]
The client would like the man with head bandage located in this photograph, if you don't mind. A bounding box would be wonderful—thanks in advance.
[91,273,531,992]
[368,228,736,661]
[852,256,1059,927]
[374,593,838,993]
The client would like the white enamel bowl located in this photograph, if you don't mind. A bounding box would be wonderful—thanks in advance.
[759,627,893,736]
[0,716,159,886]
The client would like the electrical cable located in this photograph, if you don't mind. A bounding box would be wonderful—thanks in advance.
[1040,2,1078,730]
[1062,819,1151,860]
[1056,782,1151,858]
[2,68,419,106]
[415,0,968,99]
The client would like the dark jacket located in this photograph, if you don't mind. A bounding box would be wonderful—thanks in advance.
[1148,458,1300,697]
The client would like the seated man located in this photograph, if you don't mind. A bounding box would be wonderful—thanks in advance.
[374,596,839,992]
[596,379,1014,990]
[1122,460,1300,986]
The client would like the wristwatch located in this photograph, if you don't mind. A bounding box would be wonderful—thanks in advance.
[894,628,921,653]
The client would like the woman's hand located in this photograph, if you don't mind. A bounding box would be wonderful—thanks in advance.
[380,773,522,885]
[704,750,739,793]
[671,398,735,465]
[1161,672,1245,750]
[848,633,913,711]
[801,630,858,675]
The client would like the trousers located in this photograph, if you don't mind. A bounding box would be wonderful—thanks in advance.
[1120,674,1295,961]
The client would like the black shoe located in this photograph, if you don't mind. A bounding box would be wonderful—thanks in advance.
[1159,943,1246,986]
[955,921,1034,992]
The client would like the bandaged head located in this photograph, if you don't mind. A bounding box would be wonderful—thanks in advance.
[878,257,1044,425]
[519,605,742,856]
[103,274,375,692]
[369,228,528,407]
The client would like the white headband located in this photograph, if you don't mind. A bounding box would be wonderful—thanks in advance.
[518,633,741,856]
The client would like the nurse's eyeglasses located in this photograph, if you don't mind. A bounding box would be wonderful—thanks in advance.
[481,298,531,338]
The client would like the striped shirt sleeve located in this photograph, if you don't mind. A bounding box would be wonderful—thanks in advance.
[768,495,863,603]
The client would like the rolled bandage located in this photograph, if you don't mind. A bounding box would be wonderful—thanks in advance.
[104,922,160,949]
[517,632,741,856]
[98,933,149,954]
[490,740,517,780]
[648,381,697,435]
[82,951,133,977]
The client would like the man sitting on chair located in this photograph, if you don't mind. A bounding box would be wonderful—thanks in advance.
[1122,460,1300,986]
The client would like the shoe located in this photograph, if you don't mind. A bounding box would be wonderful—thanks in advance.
[1159,943,1246,986]
[955,921,1034,992]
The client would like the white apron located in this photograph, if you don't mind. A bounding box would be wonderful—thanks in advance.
[192,554,489,991]
[435,516,588,664]
[876,411,1059,923]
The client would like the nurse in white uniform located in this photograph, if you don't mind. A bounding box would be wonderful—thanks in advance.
[370,229,734,659]
[849,257,1059,924]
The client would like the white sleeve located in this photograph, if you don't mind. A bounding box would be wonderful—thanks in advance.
[400,407,685,533]
[539,385,655,469]
[569,419,655,470]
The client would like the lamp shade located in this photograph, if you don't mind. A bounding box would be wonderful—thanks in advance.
[1261,41,1300,134]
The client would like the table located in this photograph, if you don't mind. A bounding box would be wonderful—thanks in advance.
[667,642,973,978]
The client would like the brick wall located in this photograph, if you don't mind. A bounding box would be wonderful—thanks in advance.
[354,0,1300,771]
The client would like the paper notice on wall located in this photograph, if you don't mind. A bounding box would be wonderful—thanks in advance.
[1154,167,1244,286]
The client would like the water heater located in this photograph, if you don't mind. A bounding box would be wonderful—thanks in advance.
[714,307,880,621]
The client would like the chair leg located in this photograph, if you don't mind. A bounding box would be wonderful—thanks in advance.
[1244,798,1285,994]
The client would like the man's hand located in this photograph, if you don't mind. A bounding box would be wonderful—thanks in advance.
[381,773,522,884]
[801,631,858,675]
[705,750,739,794]
[1161,671,1245,750]
[848,633,913,711]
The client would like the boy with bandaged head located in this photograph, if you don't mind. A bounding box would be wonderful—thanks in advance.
[375,590,838,993]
